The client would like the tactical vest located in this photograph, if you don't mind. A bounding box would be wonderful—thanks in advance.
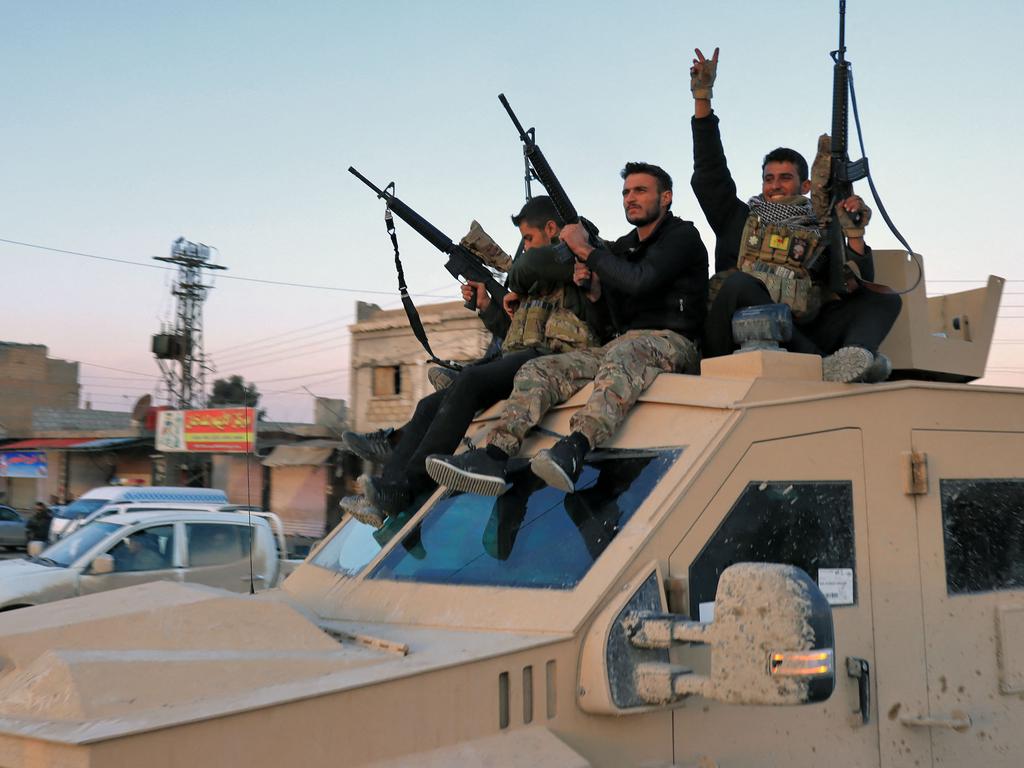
[737,213,823,321]
[502,286,600,355]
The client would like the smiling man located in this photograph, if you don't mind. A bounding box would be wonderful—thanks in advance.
[691,47,901,382]
[425,162,708,496]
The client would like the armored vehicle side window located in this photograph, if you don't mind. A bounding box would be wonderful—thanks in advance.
[368,451,679,589]
[689,481,856,617]
[942,479,1024,594]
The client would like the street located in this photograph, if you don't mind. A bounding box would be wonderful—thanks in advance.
[0,550,27,561]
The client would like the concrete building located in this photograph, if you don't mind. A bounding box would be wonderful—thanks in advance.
[348,300,490,432]
[0,342,79,438]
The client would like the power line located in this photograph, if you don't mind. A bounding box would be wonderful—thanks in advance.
[0,236,459,297]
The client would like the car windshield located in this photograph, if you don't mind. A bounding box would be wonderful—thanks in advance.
[38,521,120,566]
[55,498,108,519]
[366,450,679,589]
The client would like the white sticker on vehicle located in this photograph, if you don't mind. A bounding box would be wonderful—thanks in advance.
[817,568,855,605]
[699,601,716,623]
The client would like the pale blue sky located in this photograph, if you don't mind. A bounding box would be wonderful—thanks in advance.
[2,0,1022,420]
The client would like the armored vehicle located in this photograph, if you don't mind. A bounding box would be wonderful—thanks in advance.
[0,252,1017,768]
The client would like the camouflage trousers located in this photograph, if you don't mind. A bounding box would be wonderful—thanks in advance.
[486,329,699,456]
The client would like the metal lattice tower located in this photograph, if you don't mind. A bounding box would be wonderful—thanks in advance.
[151,237,227,409]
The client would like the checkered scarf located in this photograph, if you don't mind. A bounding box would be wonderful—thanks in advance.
[746,195,821,235]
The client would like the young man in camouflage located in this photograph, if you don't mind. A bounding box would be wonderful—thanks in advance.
[341,196,608,527]
[690,47,901,382]
[425,162,708,496]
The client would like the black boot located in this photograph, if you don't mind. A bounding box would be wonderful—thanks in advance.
[530,432,590,493]
[425,447,511,496]
[364,475,413,515]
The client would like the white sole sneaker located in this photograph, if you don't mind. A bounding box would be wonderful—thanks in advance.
[529,451,576,493]
[425,456,510,496]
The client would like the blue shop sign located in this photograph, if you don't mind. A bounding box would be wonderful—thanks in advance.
[0,451,48,478]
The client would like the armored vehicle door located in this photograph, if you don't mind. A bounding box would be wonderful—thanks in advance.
[906,430,1024,766]
[667,429,879,767]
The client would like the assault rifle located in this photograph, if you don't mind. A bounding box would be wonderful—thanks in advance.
[823,0,869,294]
[498,94,599,287]
[348,167,507,312]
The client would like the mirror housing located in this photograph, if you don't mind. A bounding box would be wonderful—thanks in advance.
[579,562,835,714]
[90,554,115,575]
[27,541,45,557]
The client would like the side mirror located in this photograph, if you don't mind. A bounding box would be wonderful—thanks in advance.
[27,541,45,557]
[90,554,115,575]
[579,562,835,715]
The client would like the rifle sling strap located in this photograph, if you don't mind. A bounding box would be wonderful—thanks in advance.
[384,208,463,371]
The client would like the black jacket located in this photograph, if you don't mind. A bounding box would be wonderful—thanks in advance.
[691,112,873,281]
[586,213,708,341]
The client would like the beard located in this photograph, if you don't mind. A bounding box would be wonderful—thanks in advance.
[625,202,662,227]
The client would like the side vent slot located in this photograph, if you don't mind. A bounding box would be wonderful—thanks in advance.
[546,659,557,719]
[498,671,510,729]
[522,665,534,724]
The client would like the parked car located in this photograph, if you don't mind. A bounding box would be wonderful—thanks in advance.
[49,486,229,541]
[0,507,302,610]
[0,506,27,551]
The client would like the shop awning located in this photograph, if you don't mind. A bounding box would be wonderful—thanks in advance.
[1,438,93,450]
[261,440,342,467]
[0,437,149,452]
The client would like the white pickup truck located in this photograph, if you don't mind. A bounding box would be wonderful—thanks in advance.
[0,506,303,610]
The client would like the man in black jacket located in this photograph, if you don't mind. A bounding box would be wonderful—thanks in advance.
[425,162,708,496]
[690,47,901,382]
[341,196,606,527]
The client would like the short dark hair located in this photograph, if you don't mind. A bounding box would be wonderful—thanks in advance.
[762,147,809,183]
[620,162,673,194]
[511,195,564,229]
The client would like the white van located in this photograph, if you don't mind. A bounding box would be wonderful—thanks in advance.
[49,486,228,541]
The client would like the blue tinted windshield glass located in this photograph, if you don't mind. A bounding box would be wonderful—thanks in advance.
[369,450,678,589]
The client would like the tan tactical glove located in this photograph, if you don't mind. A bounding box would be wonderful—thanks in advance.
[810,134,832,223]
[835,202,872,239]
[460,221,512,272]
[690,57,717,100]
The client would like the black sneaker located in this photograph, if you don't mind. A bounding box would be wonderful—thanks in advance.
[364,475,412,516]
[425,448,510,496]
[339,495,385,529]
[530,433,588,493]
[343,427,398,463]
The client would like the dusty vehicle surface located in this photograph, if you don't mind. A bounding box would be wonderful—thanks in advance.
[0,507,299,610]
[0,253,1018,767]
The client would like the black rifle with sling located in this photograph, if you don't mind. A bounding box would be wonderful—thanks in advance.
[498,94,599,291]
[813,0,920,295]
[349,167,509,370]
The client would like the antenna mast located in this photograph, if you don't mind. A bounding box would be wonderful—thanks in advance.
[151,237,227,409]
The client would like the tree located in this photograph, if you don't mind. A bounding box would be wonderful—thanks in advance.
[208,375,261,409]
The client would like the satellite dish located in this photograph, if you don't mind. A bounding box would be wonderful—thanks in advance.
[130,394,153,423]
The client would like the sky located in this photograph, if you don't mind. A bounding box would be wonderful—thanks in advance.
[2,0,1023,422]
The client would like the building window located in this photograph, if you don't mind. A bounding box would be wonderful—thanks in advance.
[942,479,1024,595]
[372,365,402,397]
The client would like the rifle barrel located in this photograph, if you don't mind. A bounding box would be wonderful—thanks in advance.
[498,94,531,142]
[348,167,386,198]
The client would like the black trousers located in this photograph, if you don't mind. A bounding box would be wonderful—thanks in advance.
[703,271,902,359]
[381,348,542,490]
